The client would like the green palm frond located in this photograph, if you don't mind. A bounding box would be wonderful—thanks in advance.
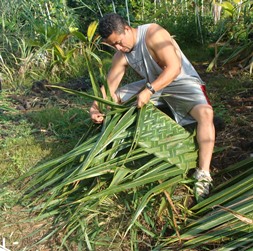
[159,158,253,250]
[18,67,253,250]
[20,99,198,245]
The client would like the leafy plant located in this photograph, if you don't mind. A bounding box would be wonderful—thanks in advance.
[0,0,82,86]
[207,0,253,73]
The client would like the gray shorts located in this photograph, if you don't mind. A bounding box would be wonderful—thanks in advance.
[116,78,211,126]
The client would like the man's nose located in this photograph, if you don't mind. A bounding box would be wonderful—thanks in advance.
[115,44,122,51]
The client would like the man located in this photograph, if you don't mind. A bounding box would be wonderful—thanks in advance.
[90,13,215,200]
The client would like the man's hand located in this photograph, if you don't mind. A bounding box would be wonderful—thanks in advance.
[90,102,104,124]
[137,88,153,108]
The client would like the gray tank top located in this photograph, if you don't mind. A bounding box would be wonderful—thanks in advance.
[124,24,202,85]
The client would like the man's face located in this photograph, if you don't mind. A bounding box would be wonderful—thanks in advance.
[104,26,134,53]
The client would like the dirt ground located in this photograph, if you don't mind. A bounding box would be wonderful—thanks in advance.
[201,68,253,171]
[0,66,252,250]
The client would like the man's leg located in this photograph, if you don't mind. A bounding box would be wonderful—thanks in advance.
[190,104,215,172]
[190,104,215,199]
[116,79,146,103]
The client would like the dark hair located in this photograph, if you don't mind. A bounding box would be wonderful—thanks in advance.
[98,13,128,39]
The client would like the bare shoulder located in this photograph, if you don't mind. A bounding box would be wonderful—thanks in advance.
[145,23,177,53]
[145,23,181,67]
[111,51,128,68]
[147,23,168,33]
[146,23,172,43]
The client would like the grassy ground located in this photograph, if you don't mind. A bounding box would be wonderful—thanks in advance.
[0,46,252,250]
[0,89,93,250]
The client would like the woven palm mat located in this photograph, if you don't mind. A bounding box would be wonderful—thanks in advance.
[138,104,198,170]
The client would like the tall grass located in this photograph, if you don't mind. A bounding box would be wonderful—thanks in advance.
[1,0,252,90]
[0,0,82,87]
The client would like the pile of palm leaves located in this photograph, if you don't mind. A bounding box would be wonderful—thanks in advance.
[19,88,199,248]
[18,22,253,250]
[159,157,253,250]
[18,86,253,250]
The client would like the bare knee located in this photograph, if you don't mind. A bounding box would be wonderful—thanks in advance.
[200,106,213,123]
[190,104,214,124]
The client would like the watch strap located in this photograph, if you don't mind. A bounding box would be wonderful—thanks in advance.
[146,82,155,94]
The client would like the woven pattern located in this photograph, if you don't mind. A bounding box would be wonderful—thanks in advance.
[138,104,198,169]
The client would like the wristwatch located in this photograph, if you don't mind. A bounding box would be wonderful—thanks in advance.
[146,82,155,94]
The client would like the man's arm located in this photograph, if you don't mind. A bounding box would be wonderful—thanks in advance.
[90,51,128,124]
[137,24,182,108]
[107,51,128,100]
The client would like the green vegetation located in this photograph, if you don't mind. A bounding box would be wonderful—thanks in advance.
[1,0,253,250]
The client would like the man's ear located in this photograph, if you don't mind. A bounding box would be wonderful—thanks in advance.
[124,26,130,32]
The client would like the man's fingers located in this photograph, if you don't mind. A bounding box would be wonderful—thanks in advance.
[93,120,103,124]
[91,114,104,124]
[137,100,146,108]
